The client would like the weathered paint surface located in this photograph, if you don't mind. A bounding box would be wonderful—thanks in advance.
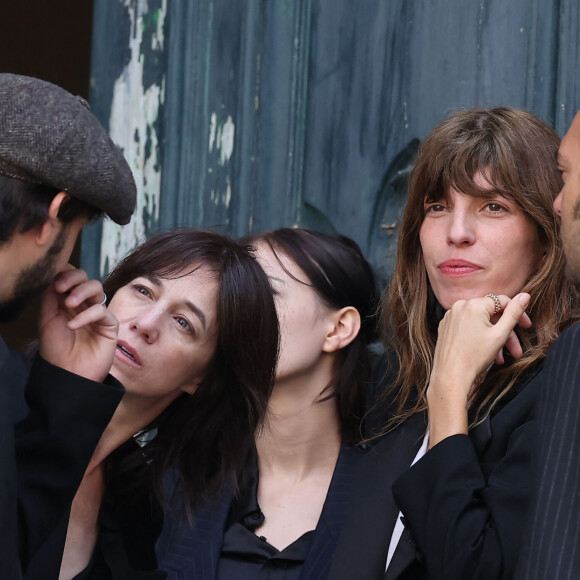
[87,0,580,285]
[98,0,167,276]
[209,113,236,168]
[208,113,235,210]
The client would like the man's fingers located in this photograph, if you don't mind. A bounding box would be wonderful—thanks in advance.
[54,268,89,294]
[64,279,106,309]
[67,304,118,334]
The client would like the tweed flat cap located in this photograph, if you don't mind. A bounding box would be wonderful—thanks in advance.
[0,73,136,225]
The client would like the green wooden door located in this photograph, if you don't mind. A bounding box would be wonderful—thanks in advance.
[84,0,580,287]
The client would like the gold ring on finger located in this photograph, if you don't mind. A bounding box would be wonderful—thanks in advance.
[485,293,501,315]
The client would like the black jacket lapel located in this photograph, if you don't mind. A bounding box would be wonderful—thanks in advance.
[156,493,231,579]
[328,413,427,580]
[301,444,361,580]
[385,527,421,580]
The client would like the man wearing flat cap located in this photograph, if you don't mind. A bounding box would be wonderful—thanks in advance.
[0,73,136,579]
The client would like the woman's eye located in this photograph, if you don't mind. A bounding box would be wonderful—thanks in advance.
[133,284,151,297]
[425,203,445,214]
[176,316,193,333]
[486,202,507,213]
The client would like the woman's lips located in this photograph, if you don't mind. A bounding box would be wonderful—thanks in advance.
[115,340,142,367]
[438,259,483,276]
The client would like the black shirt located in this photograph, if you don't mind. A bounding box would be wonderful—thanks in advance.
[216,452,315,580]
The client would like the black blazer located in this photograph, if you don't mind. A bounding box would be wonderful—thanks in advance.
[156,443,361,580]
[516,323,580,580]
[328,364,543,580]
[24,435,167,580]
[0,338,124,579]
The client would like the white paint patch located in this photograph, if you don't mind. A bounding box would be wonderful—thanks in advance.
[223,179,232,208]
[99,0,167,276]
[152,4,165,50]
[208,113,236,166]
[219,116,235,165]
[209,112,217,151]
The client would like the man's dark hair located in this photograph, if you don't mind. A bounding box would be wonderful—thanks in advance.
[0,174,102,243]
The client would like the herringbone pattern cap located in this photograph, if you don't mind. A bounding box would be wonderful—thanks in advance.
[0,73,136,225]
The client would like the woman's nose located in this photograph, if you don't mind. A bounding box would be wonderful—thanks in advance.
[447,209,476,246]
[130,309,161,343]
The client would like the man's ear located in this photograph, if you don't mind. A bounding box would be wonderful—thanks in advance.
[322,306,361,353]
[35,192,69,247]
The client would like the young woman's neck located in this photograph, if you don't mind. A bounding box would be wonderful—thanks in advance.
[256,366,342,479]
[87,392,177,470]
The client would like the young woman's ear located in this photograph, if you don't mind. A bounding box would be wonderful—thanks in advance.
[322,306,361,353]
[35,192,70,247]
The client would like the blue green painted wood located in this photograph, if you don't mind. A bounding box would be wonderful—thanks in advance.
[84,0,580,288]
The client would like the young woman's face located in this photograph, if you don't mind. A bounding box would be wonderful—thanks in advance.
[419,172,543,310]
[254,243,334,385]
[107,266,219,406]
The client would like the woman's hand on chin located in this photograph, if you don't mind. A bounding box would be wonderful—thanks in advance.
[426,292,531,447]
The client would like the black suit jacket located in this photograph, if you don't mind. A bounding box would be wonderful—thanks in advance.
[329,364,543,580]
[25,435,167,580]
[516,322,580,579]
[156,443,361,580]
[0,338,124,579]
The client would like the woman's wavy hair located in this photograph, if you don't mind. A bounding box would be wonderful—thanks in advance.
[245,228,380,442]
[104,228,279,512]
[382,107,580,431]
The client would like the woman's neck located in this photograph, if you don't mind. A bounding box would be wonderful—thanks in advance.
[87,391,178,471]
[256,375,342,480]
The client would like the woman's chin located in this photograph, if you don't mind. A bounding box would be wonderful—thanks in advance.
[436,290,483,310]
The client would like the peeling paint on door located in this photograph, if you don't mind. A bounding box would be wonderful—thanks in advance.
[208,113,236,166]
[87,0,580,285]
[99,0,167,277]
[218,116,235,165]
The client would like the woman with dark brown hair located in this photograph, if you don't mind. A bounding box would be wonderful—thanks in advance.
[26,228,279,580]
[157,228,380,580]
[328,108,580,580]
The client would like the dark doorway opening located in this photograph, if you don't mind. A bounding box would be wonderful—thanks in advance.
[0,0,95,349]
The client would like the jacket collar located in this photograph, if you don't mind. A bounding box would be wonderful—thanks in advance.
[328,413,427,580]
[300,443,361,580]
[156,473,232,579]
[157,443,362,580]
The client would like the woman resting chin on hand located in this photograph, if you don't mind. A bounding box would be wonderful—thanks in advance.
[329,107,580,580]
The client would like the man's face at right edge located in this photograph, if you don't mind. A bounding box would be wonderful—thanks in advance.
[555,111,580,286]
